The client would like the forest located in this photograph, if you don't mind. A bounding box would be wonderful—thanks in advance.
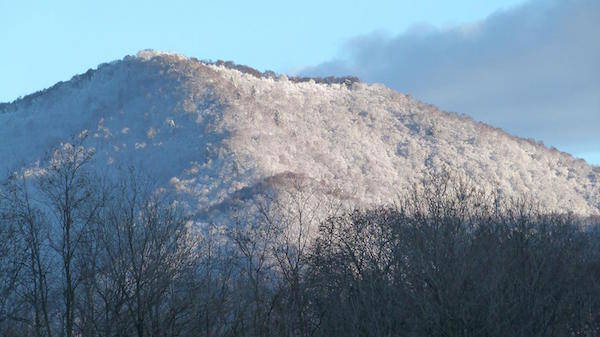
[1,143,599,337]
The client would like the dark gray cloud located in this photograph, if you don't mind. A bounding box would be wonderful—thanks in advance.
[303,0,599,160]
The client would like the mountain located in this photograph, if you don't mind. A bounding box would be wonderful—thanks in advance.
[1,50,598,217]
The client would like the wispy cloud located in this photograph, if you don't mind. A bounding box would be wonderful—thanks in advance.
[303,0,599,162]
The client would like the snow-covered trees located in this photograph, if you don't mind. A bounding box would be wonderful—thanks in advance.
[1,51,598,219]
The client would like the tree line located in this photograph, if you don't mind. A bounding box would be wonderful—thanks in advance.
[0,143,599,337]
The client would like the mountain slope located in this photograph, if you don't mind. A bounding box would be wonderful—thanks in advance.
[1,50,598,216]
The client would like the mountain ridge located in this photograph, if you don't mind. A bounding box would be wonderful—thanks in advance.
[1,50,598,216]
[0,51,592,168]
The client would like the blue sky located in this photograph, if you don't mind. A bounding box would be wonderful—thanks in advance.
[1,0,598,164]
[0,0,525,101]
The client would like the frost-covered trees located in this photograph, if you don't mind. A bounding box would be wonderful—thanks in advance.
[2,52,598,220]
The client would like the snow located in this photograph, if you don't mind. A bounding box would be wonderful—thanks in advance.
[0,50,598,218]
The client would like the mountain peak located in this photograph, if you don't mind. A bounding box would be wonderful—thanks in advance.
[136,49,189,61]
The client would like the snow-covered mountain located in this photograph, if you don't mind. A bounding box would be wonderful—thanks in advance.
[1,50,598,216]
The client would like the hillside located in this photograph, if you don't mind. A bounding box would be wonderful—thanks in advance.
[1,50,598,216]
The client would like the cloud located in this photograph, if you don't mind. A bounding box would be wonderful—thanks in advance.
[303,0,600,158]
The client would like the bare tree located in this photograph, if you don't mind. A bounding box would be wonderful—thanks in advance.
[2,174,54,337]
[0,180,27,336]
[36,142,99,337]
[97,169,195,337]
